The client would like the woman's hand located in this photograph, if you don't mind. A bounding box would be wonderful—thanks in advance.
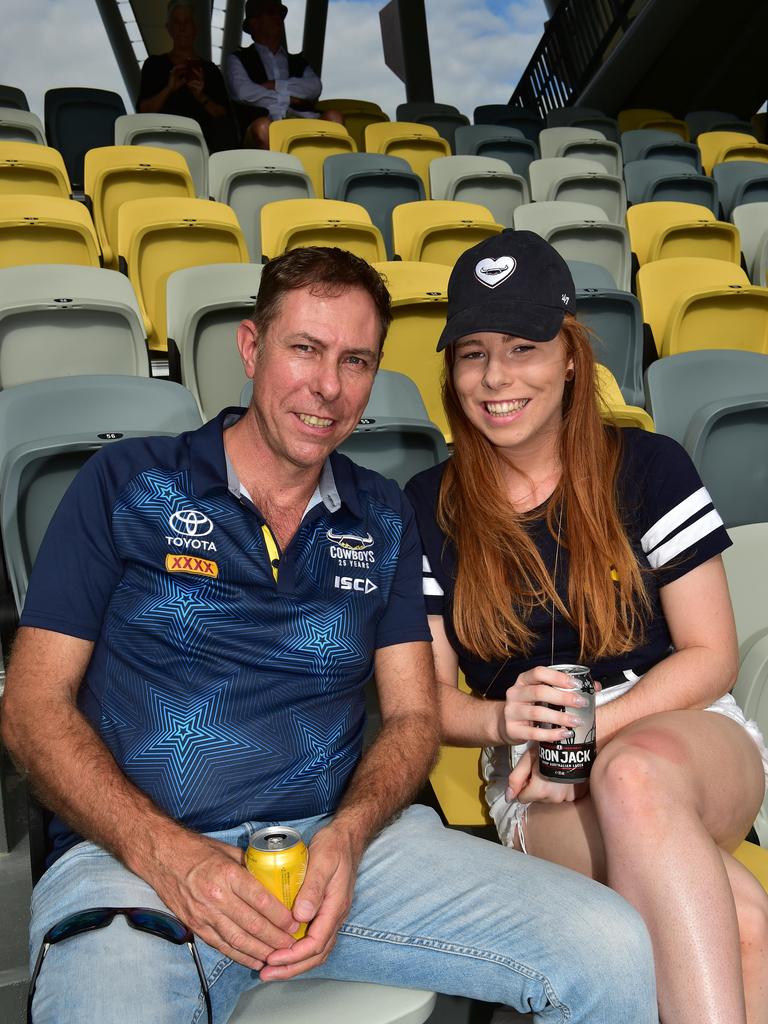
[499,666,590,745]
[507,745,587,804]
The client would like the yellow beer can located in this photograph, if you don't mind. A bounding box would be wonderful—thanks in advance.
[245,826,308,939]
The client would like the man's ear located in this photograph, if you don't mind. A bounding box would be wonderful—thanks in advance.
[236,320,259,378]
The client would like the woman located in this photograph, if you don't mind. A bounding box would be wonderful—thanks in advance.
[137,0,239,153]
[405,230,768,1024]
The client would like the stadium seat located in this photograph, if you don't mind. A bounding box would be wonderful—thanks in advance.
[618,108,686,136]
[270,119,356,197]
[685,110,754,140]
[0,375,202,612]
[595,364,653,430]
[373,260,450,441]
[230,979,436,1024]
[0,108,45,145]
[396,102,470,149]
[364,122,450,198]
[546,107,620,142]
[578,288,644,407]
[117,196,248,352]
[260,198,386,262]
[566,260,617,290]
[624,159,718,213]
[626,201,740,266]
[666,285,768,358]
[620,129,702,170]
[209,150,313,263]
[84,145,195,269]
[712,161,768,219]
[323,153,424,259]
[636,257,752,356]
[166,263,261,420]
[114,113,209,198]
[338,369,448,486]
[0,264,148,388]
[454,125,538,181]
[316,99,389,151]
[698,130,768,176]
[0,194,101,269]
[391,199,502,265]
[472,105,543,143]
[0,142,70,198]
[538,126,622,175]
[0,85,29,111]
[317,98,384,114]
[44,87,127,190]
[528,156,626,223]
[731,202,768,286]
[428,155,529,229]
[514,200,631,291]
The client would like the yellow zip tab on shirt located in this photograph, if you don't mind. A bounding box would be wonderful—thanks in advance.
[261,524,280,582]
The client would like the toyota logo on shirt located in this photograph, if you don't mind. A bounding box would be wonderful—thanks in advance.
[166,510,218,552]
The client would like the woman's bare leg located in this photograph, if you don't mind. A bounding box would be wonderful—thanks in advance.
[520,710,766,1024]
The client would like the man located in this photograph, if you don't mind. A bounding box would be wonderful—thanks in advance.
[2,248,657,1023]
[226,0,342,148]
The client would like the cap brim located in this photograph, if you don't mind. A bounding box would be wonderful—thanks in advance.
[436,301,565,351]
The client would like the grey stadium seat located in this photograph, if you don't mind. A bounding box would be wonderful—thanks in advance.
[713,161,768,219]
[0,108,46,145]
[621,129,702,171]
[429,155,529,228]
[454,125,538,180]
[230,978,436,1024]
[624,159,718,213]
[538,126,621,176]
[528,156,626,223]
[731,202,768,286]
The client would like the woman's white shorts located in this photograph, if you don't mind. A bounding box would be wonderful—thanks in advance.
[482,679,768,851]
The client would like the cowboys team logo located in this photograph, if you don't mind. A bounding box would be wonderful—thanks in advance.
[326,529,375,568]
[166,510,217,552]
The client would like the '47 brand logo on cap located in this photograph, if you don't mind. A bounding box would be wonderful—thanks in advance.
[165,554,219,578]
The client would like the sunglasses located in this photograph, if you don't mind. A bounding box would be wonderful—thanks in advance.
[27,907,212,1024]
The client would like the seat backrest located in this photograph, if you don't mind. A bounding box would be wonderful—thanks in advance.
[636,257,749,354]
[364,123,450,197]
[0,194,101,269]
[117,196,248,351]
[713,161,768,218]
[0,85,29,111]
[396,102,470,147]
[85,145,195,268]
[621,129,701,170]
[698,130,759,175]
[166,263,262,421]
[391,199,501,264]
[566,259,616,290]
[0,374,202,610]
[429,155,528,228]
[665,285,768,357]
[594,363,654,430]
[270,119,356,196]
[114,113,209,197]
[617,108,673,134]
[721,522,768,654]
[577,289,644,406]
[454,125,537,179]
[539,126,621,174]
[0,264,148,387]
[0,109,46,145]
[209,150,312,262]
[44,87,126,189]
[731,202,768,285]
[624,159,715,211]
[373,260,450,441]
[686,110,750,140]
[529,156,625,221]
[472,105,543,143]
[528,156,605,200]
[0,141,71,198]
[259,197,385,262]
[626,201,717,265]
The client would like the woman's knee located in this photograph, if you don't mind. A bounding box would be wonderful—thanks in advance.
[591,734,687,825]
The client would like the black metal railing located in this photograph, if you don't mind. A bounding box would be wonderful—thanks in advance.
[510,0,638,116]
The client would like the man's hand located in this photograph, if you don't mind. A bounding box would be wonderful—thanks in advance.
[147,832,300,970]
[260,824,359,980]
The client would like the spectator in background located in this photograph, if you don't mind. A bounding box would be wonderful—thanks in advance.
[226,0,342,148]
[138,0,239,153]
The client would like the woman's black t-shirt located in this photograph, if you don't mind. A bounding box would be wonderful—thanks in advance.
[404,429,731,699]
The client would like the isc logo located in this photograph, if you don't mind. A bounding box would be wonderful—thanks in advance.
[334,575,378,594]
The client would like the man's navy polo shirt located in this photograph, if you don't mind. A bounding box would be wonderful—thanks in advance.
[20,409,430,864]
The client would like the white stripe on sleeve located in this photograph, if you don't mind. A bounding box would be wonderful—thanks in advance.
[641,486,712,553]
[646,509,724,569]
[423,577,445,597]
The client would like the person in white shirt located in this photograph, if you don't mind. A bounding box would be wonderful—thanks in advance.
[226,0,342,148]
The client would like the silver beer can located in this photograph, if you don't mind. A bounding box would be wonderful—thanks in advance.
[538,664,596,784]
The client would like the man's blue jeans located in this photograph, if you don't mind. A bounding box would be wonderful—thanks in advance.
[28,804,656,1023]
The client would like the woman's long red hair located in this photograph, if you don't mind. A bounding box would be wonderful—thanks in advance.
[438,315,650,662]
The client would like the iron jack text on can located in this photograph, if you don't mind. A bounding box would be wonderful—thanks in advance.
[538,664,596,784]
[245,826,309,939]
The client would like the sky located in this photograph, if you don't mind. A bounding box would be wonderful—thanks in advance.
[3,0,548,121]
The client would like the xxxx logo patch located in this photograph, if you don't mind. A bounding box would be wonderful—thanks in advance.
[165,553,219,578]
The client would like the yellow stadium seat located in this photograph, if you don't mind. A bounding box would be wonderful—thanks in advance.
[269,119,356,197]
[595,364,654,430]
[260,198,386,262]
[364,122,451,197]
[636,257,751,355]
[373,260,451,442]
[664,285,768,357]
[627,201,740,266]
[391,199,502,265]
[316,99,384,114]
[314,101,390,151]
[697,130,768,175]
[734,841,768,892]
[117,196,247,352]
[0,194,100,269]
[84,145,195,269]
[0,142,71,198]
[618,108,674,134]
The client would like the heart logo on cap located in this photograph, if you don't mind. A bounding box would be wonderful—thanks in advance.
[474,256,517,289]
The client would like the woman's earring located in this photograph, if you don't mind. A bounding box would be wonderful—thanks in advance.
[564,368,575,381]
